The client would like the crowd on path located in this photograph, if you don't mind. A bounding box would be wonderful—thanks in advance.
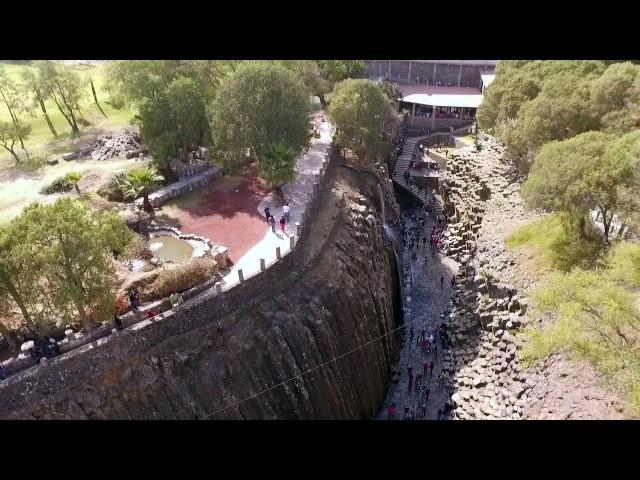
[377,202,458,420]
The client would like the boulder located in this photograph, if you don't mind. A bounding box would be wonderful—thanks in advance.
[62,152,78,161]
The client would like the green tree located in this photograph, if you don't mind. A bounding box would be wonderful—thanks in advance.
[0,224,47,334]
[21,67,58,137]
[280,60,332,108]
[10,198,132,331]
[106,60,182,107]
[209,61,310,171]
[261,143,297,199]
[318,60,367,84]
[0,66,31,158]
[328,79,394,162]
[138,76,209,163]
[377,80,403,105]
[591,62,640,115]
[522,131,639,242]
[601,130,640,235]
[0,120,31,164]
[35,61,85,134]
[121,166,164,213]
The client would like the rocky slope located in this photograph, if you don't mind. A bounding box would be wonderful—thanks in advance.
[439,138,625,419]
[0,163,401,420]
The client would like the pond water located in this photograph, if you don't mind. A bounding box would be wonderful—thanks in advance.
[149,234,194,264]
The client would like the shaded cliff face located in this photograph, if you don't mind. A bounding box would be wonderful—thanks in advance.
[0,163,400,420]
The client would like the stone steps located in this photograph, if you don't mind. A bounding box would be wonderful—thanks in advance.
[392,136,443,214]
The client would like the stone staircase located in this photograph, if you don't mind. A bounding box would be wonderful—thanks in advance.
[391,136,444,216]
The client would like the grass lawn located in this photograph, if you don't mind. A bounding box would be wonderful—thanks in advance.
[0,62,136,170]
[505,213,605,272]
[0,156,140,225]
[508,213,640,415]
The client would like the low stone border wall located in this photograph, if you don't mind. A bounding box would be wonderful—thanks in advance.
[137,167,222,208]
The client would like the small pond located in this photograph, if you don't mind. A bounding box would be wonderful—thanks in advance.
[150,234,195,264]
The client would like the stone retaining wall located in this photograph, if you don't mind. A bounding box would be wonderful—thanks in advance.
[140,168,222,208]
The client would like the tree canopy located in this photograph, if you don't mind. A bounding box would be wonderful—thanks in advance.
[208,61,310,171]
[522,130,640,242]
[3,198,132,332]
[328,79,395,162]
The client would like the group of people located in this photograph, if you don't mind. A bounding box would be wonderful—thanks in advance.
[384,204,459,420]
[264,203,291,234]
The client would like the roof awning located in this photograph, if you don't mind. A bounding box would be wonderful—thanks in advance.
[481,73,496,89]
[402,93,483,109]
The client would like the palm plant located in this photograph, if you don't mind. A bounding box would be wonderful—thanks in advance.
[121,167,164,213]
[261,142,297,202]
[64,172,82,195]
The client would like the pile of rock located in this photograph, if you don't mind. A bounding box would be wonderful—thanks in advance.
[434,138,536,419]
[82,130,148,161]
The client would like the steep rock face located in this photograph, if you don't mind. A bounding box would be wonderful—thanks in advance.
[0,166,400,420]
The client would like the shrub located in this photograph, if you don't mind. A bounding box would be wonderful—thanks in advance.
[114,294,129,315]
[147,257,217,300]
[40,172,82,194]
[123,234,153,261]
[97,172,127,201]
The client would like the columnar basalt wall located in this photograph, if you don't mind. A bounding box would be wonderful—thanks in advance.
[436,139,532,419]
[0,166,401,420]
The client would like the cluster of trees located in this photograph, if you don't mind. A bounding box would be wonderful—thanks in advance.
[106,60,237,172]
[106,60,371,194]
[479,61,640,242]
[0,198,132,350]
[522,130,640,243]
[478,61,640,171]
[0,61,96,163]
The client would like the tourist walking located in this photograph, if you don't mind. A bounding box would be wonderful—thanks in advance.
[113,314,123,331]
[269,215,276,233]
[429,361,434,375]
[409,327,414,343]
[283,202,290,223]
[451,274,456,287]
[423,362,428,376]
[425,388,430,401]
[440,276,444,289]
[404,406,410,420]
[264,207,271,222]
[421,403,427,419]
[279,216,286,233]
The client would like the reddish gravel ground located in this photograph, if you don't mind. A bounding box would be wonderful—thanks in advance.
[158,164,272,265]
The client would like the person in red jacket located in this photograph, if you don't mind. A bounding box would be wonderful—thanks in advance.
[279,216,286,233]
[387,403,395,420]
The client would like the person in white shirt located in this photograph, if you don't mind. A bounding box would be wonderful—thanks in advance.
[283,202,290,223]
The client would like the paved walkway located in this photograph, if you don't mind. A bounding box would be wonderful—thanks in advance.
[217,112,333,290]
[376,204,458,420]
